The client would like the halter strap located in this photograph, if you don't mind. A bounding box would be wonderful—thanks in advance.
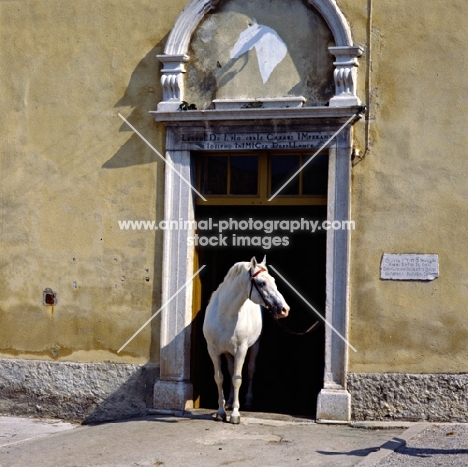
[249,267,267,302]
[250,267,266,279]
[276,318,321,336]
[249,266,321,335]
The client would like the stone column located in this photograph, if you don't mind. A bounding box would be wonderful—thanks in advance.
[153,137,196,411]
[316,129,353,422]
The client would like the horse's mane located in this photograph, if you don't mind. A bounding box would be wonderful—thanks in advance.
[207,261,268,305]
[223,261,249,282]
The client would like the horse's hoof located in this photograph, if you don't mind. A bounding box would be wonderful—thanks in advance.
[230,414,240,424]
[214,412,226,422]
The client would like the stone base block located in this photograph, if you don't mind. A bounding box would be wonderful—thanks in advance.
[0,358,159,423]
[348,373,468,422]
[153,380,193,411]
[329,95,361,107]
[316,388,351,422]
[157,101,183,112]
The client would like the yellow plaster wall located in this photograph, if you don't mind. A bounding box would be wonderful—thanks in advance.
[347,0,468,372]
[0,0,190,364]
[2,0,468,375]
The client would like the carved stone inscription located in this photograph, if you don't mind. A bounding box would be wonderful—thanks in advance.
[380,254,439,281]
[177,130,334,150]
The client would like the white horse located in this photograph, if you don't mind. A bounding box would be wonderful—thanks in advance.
[203,256,290,424]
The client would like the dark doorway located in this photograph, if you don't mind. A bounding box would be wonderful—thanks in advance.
[191,205,326,417]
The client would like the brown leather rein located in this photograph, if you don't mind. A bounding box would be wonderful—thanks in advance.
[249,268,321,336]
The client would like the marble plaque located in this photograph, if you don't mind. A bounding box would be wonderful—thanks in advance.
[380,254,439,281]
[175,129,334,150]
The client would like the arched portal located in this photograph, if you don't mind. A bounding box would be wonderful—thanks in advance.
[152,0,364,422]
[157,0,363,111]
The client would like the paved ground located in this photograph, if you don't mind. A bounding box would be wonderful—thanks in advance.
[0,411,466,466]
[374,423,468,467]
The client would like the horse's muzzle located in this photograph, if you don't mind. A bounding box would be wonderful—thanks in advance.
[273,305,289,319]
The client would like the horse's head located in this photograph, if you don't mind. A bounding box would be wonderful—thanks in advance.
[247,256,289,319]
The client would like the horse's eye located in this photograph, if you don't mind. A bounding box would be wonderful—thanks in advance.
[257,281,265,287]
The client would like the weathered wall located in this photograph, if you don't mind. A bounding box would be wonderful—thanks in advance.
[0,359,159,423]
[186,0,335,108]
[0,0,189,365]
[348,0,468,373]
[2,0,468,420]
[348,373,468,422]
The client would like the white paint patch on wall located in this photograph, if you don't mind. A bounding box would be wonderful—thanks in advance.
[230,19,288,84]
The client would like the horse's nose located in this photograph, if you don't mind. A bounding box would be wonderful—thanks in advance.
[278,305,289,318]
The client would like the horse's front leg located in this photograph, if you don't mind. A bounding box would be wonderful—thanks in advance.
[230,346,248,424]
[207,345,226,422]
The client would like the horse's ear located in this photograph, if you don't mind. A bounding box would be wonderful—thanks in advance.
[261,255,267,266]
[250,256,258,269]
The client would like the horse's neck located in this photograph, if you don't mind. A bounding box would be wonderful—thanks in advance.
[217,275,248,316]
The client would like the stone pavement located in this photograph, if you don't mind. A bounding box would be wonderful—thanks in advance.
[0,411,466,466]
[369,423,468,466]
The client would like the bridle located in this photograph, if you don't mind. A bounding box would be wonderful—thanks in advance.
[249,267,268,305]
[248,266,321,336]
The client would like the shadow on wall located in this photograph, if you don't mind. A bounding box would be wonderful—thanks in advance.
[70,36,168,423]
[102,34,169,366]
[103,34,168,169]
[82,364,160,424]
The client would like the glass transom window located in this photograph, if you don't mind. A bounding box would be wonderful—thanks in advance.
[196,152,328,205]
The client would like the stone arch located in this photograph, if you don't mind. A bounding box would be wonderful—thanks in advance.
[165,0,352,56]
[157,0,363,111]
